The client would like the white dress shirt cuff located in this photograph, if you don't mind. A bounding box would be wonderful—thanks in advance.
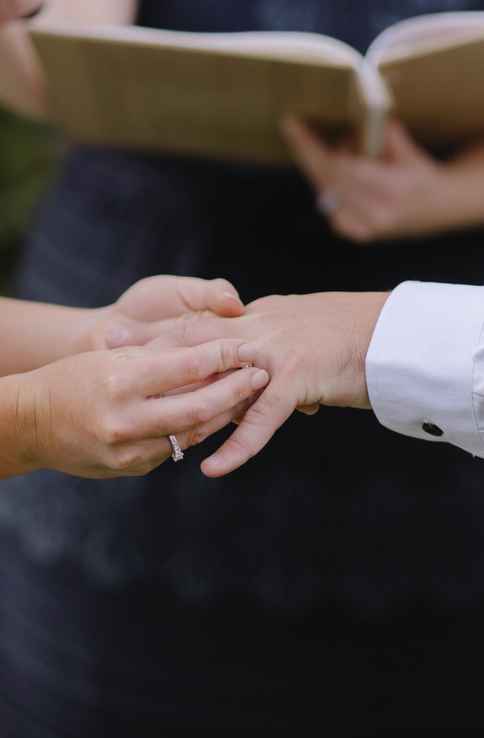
[366,281,484,457]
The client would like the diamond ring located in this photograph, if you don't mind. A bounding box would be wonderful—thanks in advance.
[317,190,340,215]
[168,435,184,463]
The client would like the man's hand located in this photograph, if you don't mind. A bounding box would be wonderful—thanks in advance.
[148,291,389,477]
[0,1,42,23]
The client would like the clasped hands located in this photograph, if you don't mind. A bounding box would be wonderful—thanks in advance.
[17,114,484,480]
[13,273,386,480]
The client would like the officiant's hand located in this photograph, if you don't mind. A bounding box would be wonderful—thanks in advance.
[0,1,41,22]
[74,275,245,355]
[150,291,389,476]
[282,117,484,242]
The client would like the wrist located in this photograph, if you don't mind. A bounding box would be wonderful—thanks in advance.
[68,306,112,355]
[437,163,484,230]
[351,292,391,409]
[0,372,43,477]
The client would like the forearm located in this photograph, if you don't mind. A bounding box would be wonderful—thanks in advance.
[0,0,137,119]
[0,297,95,375]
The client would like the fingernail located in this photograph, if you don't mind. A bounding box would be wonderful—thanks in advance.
[251,369,269,391]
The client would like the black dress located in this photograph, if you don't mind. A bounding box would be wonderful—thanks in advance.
[2,1,484,734]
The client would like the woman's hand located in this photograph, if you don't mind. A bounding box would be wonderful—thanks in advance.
[77,275,245,354]
[148,291,389,477]
[282,117,484,243]
[7,339,268,479]
[0,275,245,378]
[0,1,41,23]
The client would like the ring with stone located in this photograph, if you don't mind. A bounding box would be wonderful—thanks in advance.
[317,190,340,215]
[168,435,184,463]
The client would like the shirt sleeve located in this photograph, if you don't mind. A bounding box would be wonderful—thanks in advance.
[366,281,484,458]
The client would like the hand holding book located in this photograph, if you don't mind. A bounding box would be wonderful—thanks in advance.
[0,1,41,24]
[283,117,484,242]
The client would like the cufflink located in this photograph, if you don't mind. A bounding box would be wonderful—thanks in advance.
[422,422,444,438]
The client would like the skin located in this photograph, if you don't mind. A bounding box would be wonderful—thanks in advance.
[1,2,482,480]
[0,275,273,479]
[282,117,484,243]
[0,1,41,23]
[0,275,246,376]
[0,339,268,479]
[141,291,390,477]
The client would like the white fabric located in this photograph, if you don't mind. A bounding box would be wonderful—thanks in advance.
[366,281,484,458]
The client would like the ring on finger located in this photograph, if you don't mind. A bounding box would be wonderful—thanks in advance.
[168,434,184,463]
[317,190,341,215]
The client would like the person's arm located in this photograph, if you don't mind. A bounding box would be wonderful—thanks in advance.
[366,281,484,456]
[281,117,484,243]
[0,275,245,377]
[150,283,484,476]
[0,0,137,118]
[0,338,268,479]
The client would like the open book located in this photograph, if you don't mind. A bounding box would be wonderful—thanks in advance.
[30,12,484,164]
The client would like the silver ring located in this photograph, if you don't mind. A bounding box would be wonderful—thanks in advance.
[168,435,184,463]
[317,190,340,215]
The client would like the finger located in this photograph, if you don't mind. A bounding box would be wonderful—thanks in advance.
[112,400,253,475]
[331,209,374,243]
[281,116,336,191]
[298,404,320,416]
[115,275,245,324]
[201,377,295,478]
[147,313,244,351]
[131,338,253,396]
[0,1,41,22]
[383,119,427,164]
[104,316,167,349]
[162,276,245,318]
[133,366,269,438]
[199,278,246,317]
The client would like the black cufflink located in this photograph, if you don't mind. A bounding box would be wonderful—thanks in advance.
[422,422,444,438]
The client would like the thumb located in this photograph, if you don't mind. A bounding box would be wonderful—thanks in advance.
[200,278,246,317]
[383,120,427,164]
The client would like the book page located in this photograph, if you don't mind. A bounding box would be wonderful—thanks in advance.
[30,26,363,164]
[367,12,484,65]
[368,14,484,147]
[34,23,361,66]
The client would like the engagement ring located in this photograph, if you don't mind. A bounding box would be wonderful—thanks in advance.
[317,191,340,215]
[168,435,184,463]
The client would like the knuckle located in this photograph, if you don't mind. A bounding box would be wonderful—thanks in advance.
[190,398,213,425]
[185,426,209,448]
[108,447,144,473]
[212,276,232,292]
[98,416,131,446]
[218,340,237,373]
[345,222,373,243]
[227,434,255,461]
[184,350,204,381]
[369,207,393,234]
[104,371,129,402]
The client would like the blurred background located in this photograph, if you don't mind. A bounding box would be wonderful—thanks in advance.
[0,108,57,292]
